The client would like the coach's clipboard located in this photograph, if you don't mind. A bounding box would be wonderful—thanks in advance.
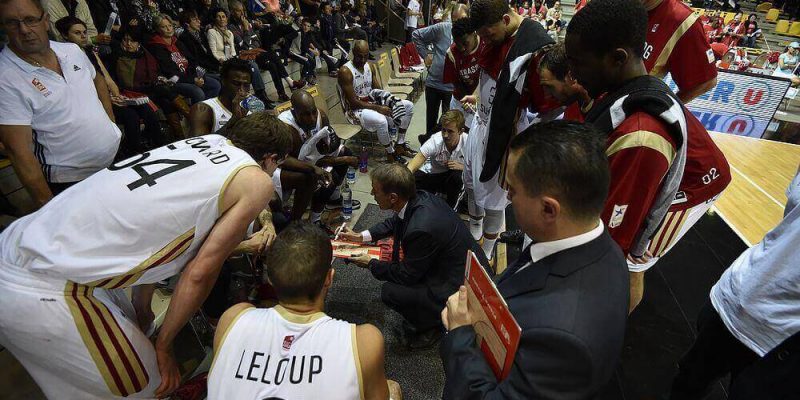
[332,240,382,260]
[464,251,521,380]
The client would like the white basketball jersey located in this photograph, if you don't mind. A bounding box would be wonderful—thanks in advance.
[201,97,234,132]
[299,127,343,165]
[207,306,362,400]
[340,61,373,112]
[477,69,497,123]
[0,135,258,287]
[278,109,323,143]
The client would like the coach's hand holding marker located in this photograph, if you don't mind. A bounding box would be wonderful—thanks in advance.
[338,225,365,243]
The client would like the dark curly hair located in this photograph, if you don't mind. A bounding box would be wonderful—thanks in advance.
[225,113,293,161]
[220,58,253,81]
[566,0,647,58]
[469,0,510,30]
[452,16,475,39]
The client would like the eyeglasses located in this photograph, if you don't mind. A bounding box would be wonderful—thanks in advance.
[3,12,45,31]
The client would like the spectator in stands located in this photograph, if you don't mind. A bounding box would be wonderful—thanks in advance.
[0,0,120,205]
[56,16,164,155]
[319,2,340,53]
[287,18,320,85]
[115,25,189,138]
[127,0,161,32]
[740,14,761,48]
[299,0,322,20]
[148,13,221,104]
[177,9,221,75]
[721,12,744,47]
[206,7,272,103]
[774,42,800,86]
[45,0,102,42]
[439,120,628,400]
[257,0,299,63]
[545,0,561,21]
[335,2,369,53]
[193,0,217,25]
[338,163,488,350]
[208,222,400,400]
[670,171,800,400]
[299,17,344,78]
[412,4,468,144]
[405,0,422,42]
[545,8,563,41]
[406,110,466,208]
[534,0,548,19]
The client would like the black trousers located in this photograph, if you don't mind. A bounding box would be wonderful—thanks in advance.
[113,104,164,155]
[414,169,462,208]
[670,300,760,400]
[424,86,452,140]
[255,51,290,96]
[381,282,444,332]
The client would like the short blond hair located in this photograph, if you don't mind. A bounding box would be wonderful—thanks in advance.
[439,109,465,130]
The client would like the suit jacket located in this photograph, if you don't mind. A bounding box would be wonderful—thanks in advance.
[730,330,800,400]
[440,230,629,400]
[367,191,488,303]
[177,30,221,73]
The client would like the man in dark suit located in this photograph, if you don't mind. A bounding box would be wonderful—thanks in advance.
[340,163,488,350]
[439,120,629,399]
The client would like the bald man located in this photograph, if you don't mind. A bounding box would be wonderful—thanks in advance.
[337,40,415,163]
[278,90,360,227]
[412,4,469,144]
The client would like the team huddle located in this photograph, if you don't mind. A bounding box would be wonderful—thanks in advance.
[0,0,743,398]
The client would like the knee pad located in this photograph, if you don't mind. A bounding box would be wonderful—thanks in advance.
[483,209,505,235]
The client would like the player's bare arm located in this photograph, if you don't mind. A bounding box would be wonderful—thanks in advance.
[189,102,214,135]
[154,166,272,397]
[677,76,717,103]
[0,125,53,208]
[356,323,392,400]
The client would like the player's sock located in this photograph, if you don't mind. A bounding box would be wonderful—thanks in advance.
[397,129,407,144]
[385,144,395,153]
[311,211,322,223]
[481,236,497,259]
[469,218,483,241]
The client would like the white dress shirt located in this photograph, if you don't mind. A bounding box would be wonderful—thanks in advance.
[516,220,604,274]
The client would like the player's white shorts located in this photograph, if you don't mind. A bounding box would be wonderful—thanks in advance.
[347,100,414,146]
[449,97,475,129]
[627,195,720,272]
[0,263,160,399]
[462,116,509,211]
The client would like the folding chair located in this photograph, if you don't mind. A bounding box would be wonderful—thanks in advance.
[766,8,781,22]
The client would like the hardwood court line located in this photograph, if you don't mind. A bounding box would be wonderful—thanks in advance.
[728,164,786,209]
[710,207,753,247]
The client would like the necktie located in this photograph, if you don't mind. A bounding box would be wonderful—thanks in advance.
[497,243,534,284]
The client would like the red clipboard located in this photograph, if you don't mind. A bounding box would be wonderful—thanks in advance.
[464,250,521,380]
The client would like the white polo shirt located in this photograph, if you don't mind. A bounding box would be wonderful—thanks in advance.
[419,132,466,174]
[406,0,420,28]
[0,41,121,183]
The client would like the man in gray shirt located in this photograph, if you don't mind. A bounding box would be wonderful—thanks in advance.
[412,4,468,143]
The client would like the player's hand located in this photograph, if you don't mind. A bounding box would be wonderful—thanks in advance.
[338,226,364,243]
[447,160,464,171]
[313,167,333,187]
[343,156,360,167]
[443,285,471,331]
[154,346,180,398]
[238,232,267,255]
[347,253,372,267]
[377,105,393,117]
[95,33,112,45]
[627,250,653,265]
[110,95,126,107]
[232,89,249,118]
[194,77,205,87]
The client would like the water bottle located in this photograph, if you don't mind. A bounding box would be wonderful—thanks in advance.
[346,166,356,185]
[342,182,353,221]
[241,95,266,113]
[359,146,369,173]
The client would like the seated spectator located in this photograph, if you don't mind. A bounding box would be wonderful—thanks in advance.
[772,42,800,86]
[282,91,361,227]
[545,8,563,41]
[208,222,400,400]
[537,43,592,122]
[338,164,487,350]
[206,7,272,103]
[127,0,162,32]
[115,25,189,139]
[190,57,252,134]
[406,110,466,208]
[299,18,345,78]
[0,0,120,204]
[177,9,221,75]
[740,14,761,48]
[439,121,628,399]
[193,0,217,26]
[334,2,369,52]
[148,13,221,104]
[45,0,100,42]
[337,40,415,163]
[721,12,744,47]
[56,16,165,156]
[288,18,321,85]
[256,0,299,62]
[298,0,322,20]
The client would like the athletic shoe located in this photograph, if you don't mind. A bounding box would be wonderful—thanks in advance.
[395,143,418,157]
[497,229,525,245]
[325,198,362,210]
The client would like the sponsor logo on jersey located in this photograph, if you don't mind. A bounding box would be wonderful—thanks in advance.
[73,64,81,71]
[651,23,659,33]
[31,78,51,97]
[706,48,715,63]
[609,204,628,228]
[282,335,295,350]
